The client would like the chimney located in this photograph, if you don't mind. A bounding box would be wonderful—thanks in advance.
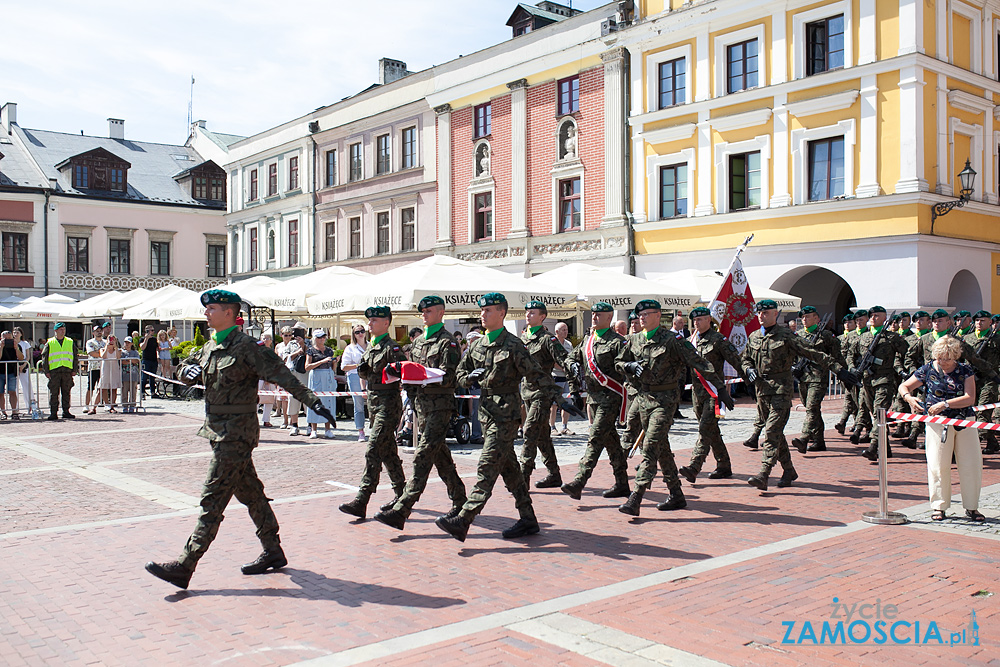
[108,118,125,140]
[1,102,16,135]
[378,58,410,85]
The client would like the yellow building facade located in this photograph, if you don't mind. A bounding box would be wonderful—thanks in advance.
[623,0,1000,315]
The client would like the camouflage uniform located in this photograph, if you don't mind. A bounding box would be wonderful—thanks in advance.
[851,325,908,453]
[519,326,570,484]
[455,329,545,525]
[834,330,859,432]
[844,333,872,434]
[616,328,726,500]
[742,326,841,482]
[176,329,319,571]
[565,328,630,492]
[353,335,408,506]
[393,327,467,518]
[686,327,743,474]
[795,325,845,447]
[889,328,922,436]
[964,329,1000,451]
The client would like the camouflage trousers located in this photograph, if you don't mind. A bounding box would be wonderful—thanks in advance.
[858,381,894,430]
[460,395,534,523]
[357,391,406,501]
[688,391,730,473]
[837,385,859,428]
[755,393,795,476]
[575,398,628,486]
[47,369,73,414]
[633,392,681,492]
[181,439,278,570]
[798,381,829,443]
[395,402,466,517]
[519,395,559,476]
[975,381,999,437]
[622,393,676,480]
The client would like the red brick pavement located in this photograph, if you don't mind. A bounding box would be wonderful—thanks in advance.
[1,413,997,666]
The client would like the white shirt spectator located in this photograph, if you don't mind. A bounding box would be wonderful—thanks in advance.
[341,343,365,377]
[86,336,106,372]
[276,339,303,371]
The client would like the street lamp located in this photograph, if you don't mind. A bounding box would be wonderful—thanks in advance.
[931,158,977,232]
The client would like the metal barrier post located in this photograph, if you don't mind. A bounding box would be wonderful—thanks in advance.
[862,408,908,525]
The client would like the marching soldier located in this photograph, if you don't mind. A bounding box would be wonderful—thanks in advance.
[145,289,334,589]
[561,302,631,502]
[850,306,909,460]
[964,310,1000,454]
[678,306,744,482]
[846,308,872,439]
[518,300,575,488]
[834,313,858,435]
[791,306,845,453]
[890,311,928,440]
[374,296,467,530]
[339,306,408,520]
[435,293,545,542]
[903,309,999,449]
[39,322,79,420]
[742,300,854,491]
[955,310,974,337]
[615,300,734,516]
[620,311,643,452]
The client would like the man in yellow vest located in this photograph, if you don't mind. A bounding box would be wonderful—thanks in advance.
[40,322,79,420]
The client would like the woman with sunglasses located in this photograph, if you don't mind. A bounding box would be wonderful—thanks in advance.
[341,325,368,441]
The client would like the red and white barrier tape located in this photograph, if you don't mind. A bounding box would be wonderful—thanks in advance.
[887,410,1000,432]
[972,401,1000,412]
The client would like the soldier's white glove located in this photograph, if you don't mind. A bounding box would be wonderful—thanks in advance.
[467,368,487,388]
[180,365,203,381]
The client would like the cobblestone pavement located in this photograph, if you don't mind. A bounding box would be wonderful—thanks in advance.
[0,396,997,666]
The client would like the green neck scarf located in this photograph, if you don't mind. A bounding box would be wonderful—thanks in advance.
[529,325,543,336]
[806,324,818,334]
[424,323,444,339]
[486,328,503,343]
[932,330,948,340]
[959,326,972,336]
[870,325,883,335]
[645,326,660,340]
[213,326,237,344]
[918,328,931,336]
[976,329,987,339]
[594,327,610,337]
[372,333,390,346]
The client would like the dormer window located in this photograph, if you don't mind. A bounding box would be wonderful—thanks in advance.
[60,148,130,193]
[177,159,227,204]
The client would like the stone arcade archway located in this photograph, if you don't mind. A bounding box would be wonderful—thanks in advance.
[770,265,856,328]
[947,270,983,312]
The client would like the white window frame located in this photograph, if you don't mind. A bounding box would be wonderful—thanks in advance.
[791,119,856,205]
[714,24,766,97]
[951,1,983,75]
[645,44,693,112]
[646,148,695,222]
[791,1,853,80]
[715,135,771,213]
[468,183,496,244]
[948,118,983,199]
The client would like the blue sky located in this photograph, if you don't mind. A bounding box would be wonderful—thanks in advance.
[4,0,610,145]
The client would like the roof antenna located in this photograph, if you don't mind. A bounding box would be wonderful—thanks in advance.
[187,75,195,135]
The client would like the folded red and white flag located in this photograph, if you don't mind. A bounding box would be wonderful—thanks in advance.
[383,361,445,385]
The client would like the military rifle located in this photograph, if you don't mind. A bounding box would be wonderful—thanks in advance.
[791,312,833,380]
[853,310,898,378]
[974,323,999,356]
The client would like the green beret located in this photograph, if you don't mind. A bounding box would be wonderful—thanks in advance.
[591,302,614,313]
[974,310,992,319]
[417,295,445,312]
[634,299,661,315]
[993,314,1000,323]
[201,289,241,306]
[854,308,869,317]
[913,310,930,319]
[689,306,711,319]
[956,310,971,318]
[477,292,507,308]
[931,308,950,319]
[755,299,778,312]
[365,306,392,319]
[841,313,855,323]
[627,310,638,321]
[54,322,66,329]
[524,300,548,313]
[799,305,817,316]
[868,305,886,314]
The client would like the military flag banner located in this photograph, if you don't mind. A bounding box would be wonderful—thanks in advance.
[709,235,760,363]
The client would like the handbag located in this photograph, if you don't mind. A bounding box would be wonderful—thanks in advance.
[294,354,307,374]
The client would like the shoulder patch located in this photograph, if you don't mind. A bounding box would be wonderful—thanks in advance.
[683,340,695,350]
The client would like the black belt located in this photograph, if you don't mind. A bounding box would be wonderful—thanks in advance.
[418,386,454,395]
[206,403,256,415]
[640,383,677,392]
[482,387,517,397]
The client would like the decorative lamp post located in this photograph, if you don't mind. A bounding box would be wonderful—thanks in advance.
[930,159,977,233]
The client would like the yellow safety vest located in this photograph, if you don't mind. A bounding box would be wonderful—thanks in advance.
[47,337,74,370]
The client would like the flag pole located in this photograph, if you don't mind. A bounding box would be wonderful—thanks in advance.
[717,234,755,294]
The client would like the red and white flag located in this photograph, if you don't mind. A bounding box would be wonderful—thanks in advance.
[708,239,759,379]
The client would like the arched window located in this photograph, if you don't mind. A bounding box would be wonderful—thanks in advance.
[558,119,578,161]
[267,229,275,260]
[474,141,491,177]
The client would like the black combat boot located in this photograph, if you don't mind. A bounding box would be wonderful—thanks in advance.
[861,443,891,461]
[657,487,687,511]
[858,430,872,444]
[338,495,368,519]
[560,479,584,500]
[241,547,287,574]
[791,437,809,454]
[47,413,59,421]
[535,470,562,489]
[145,560,193,589]
[374,508,407,530]
[807,439,827,452]
[983,432,1000,454]
[435,513,470,542]
[834,422,847,435]
[444,504,463,519]
[747,468,770,491]
[502,513,540,539]
[900,433,919,449]
[602,481,630,498]
[850,428,867,445]
[708,467,732,479]
[678,465,698,484]
[379,486,405,513]
[776,468,799,488]
[618,488,645,516]
[743,436,760,450]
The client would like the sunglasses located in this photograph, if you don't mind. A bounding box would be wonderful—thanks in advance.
[353,330,365,334]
